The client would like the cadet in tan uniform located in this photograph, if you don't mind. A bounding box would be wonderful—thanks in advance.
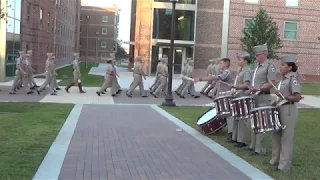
[230,52,252,147]
[149,59,163,92]
[65,53,86,93]
[194,58,233,139]
[26,50,39,89]
[10,51,27,94]
[37,53,57,95]
[126,56,148,97]
[269,55,302,172]
[175,58,189,95]
[96,58,114,96]
[151,57,168,98]
[200,59,214,94]
[249,43,277,156]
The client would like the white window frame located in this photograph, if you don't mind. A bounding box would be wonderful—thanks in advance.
[102,16,108,23]
[101,41,107,48]
[285,0,299,7]
[244,0,260,4]
[284,21,298,40]
[102,28,108,35]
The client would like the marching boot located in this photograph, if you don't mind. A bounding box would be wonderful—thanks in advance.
[65,82,75,93]
[78,83,86,93]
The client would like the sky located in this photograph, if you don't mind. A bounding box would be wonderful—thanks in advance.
[84,0,132,49]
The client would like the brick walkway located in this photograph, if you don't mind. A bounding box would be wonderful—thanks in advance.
[58,105,250,180]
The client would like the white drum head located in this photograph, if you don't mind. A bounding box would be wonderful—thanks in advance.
[197,108,217,125]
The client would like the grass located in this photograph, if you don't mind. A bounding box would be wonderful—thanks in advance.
[55,62,104,87]
[0,102,74,180]
[161,106,320,180]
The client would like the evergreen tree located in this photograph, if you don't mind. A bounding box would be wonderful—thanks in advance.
[240,8,282,63]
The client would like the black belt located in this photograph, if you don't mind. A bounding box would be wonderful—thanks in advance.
[283,102,295,105]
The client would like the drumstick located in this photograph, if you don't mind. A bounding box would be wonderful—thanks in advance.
[267,79,286,100]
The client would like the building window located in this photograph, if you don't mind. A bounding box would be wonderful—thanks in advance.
[102,28,108,35]
[102,16,108,22]
[244,18,254,33]
[245,0,259,3]
[286,0,299,7]
[284,22,298,40]
[26,3,31,24]
[101,41,107,48]
[40,8,43,29]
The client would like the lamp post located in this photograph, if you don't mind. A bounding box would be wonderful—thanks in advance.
[162,0,178,107]
[95,32,99,66]
[85,15,91,68]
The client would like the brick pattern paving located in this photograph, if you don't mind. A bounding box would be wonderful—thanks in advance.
[58,105,250,180]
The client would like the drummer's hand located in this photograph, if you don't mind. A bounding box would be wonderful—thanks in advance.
[193,78,200,83]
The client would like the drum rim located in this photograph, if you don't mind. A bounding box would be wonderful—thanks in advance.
[232,96,255,101]
[196,107,217,125]
[250,106,277,111]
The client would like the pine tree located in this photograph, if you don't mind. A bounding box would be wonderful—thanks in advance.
[240,8,282,63]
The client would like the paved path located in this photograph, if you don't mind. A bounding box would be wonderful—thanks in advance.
[34,104,272,180]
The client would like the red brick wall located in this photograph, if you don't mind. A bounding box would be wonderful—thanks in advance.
[21,0,79,73]
[228,0,320,76]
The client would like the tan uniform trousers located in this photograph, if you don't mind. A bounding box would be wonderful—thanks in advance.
[250,94,272,154]
[127,74,147,96]
[99,74,113,93]
[153,75,167,96]
[270,104,298,171]
[40,72,55,93]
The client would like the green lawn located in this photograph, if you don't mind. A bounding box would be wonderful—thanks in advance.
[55,62,104,87]
[161,106,320,180]
[0,102,74,180]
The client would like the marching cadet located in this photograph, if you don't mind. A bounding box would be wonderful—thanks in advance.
[175,58,190,95]
[151,57,168,98]
[10,51,28,94]
[126,56,148,97]
[26,50,39,89]
[249,43,277,156]
[269,54,302,172]
[179,59,200,98]
[207,59,222,99]
[37,53,57,95]
[111,60,122,96]
[149,58,163,92]
[96,58,114,96]
[229,52,252,147]
[194,58,233,139]
[200,59,214,94]
[65,53,86,93]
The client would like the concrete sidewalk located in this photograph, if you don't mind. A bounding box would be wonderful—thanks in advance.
[33,104,272,180]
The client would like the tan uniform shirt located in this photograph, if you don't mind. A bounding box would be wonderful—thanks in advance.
[252,61,276,88]
[279,72,300,97]
[218,69,233,84]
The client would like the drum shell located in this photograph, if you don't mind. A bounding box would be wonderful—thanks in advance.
[213,95,234,118]
[250,106,282,134]
[232,96,256,120]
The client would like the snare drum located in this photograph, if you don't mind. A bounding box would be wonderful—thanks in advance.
[232,96,256,120]
[196,107,227,135]
[213,95,233,118]
[250,106,285,134]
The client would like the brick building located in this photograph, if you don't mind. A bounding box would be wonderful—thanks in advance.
[79,6,118,63]
[0,0,80,81]
[130,0,320,77]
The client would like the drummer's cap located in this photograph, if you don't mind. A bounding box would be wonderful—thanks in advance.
[27,50,32,54]
[46,52,53,56]
[253,43,268,55]
[280,54,296,64]
[237,52,250,59]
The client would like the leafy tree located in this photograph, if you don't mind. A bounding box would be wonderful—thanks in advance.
[240,8,282,63]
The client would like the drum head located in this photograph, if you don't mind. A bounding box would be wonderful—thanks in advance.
[197,108,217,125]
